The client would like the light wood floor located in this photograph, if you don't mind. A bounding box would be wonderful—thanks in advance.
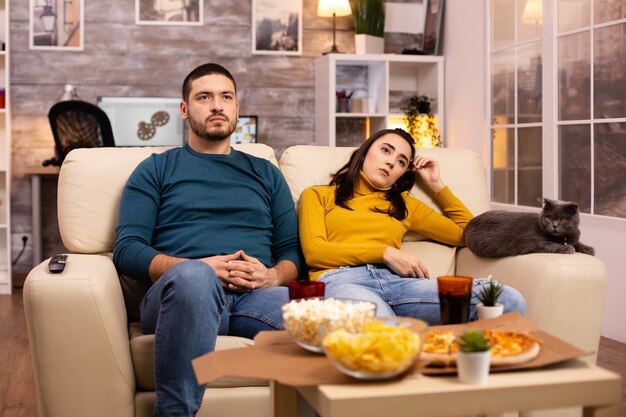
[1,288,625,417]
[0,289,38,417]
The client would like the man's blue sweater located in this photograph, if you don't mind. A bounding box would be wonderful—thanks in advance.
[113,144,302,283]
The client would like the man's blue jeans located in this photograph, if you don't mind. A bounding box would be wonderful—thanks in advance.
[317,264,526,325]
[140,260,288,417]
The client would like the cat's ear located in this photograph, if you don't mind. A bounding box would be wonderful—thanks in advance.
[564,202,579,215]
[542,198,555,208]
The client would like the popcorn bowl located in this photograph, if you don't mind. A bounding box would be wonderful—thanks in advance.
[281,298,377,353]
[321,319,428,380]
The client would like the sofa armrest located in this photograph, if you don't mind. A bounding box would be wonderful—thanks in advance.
[23,254,135,417]
[455,248,607,358]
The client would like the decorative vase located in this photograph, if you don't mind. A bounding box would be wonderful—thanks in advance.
[456,350,491,385]
[477,303,504,321]
[355,34,384,54]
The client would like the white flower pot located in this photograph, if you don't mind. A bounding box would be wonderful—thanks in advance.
[477,303,504,320]
[355,34,384,54]
[457,350,491,385]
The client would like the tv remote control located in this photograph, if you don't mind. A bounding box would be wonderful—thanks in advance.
[49,254,68,274]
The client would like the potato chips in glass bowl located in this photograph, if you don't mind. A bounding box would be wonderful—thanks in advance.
[321,319,427,380]
[281,298,377,353]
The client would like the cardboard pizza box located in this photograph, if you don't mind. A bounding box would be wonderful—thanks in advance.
[192,312,591,387]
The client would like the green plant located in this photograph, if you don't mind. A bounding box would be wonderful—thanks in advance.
[477,279,504,307]
[349,0,385,37]
[457,330,491,353]
[404,95,433,115]
[402,95,439,147]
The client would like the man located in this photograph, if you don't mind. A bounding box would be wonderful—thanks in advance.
[113,63,302,417]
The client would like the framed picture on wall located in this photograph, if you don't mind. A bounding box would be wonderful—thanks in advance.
[97,97,185,147]
[384,1,427,54]
[29,0,84,50]
[252,0,302,55]
[136,0,203,26]
[422,0,445,55]
[231,116,258,144]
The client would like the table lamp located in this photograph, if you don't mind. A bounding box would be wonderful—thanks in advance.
[317,0,352,54]
[522,0,542,25]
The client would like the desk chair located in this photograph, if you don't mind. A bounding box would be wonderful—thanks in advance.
[43,100,115,166]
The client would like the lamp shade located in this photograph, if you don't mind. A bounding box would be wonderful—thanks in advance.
[317,0,352,17]
[522,0,542,25]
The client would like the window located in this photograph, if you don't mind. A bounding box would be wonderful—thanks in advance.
[490,0,544,207]
[490,0,626,219]
[557,0,626,217]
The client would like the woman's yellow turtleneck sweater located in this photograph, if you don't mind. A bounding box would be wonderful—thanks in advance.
[298,172,473,280]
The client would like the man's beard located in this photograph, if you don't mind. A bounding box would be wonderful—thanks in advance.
[188,111,237,142]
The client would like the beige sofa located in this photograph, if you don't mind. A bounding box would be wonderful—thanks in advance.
[23,144,607,417]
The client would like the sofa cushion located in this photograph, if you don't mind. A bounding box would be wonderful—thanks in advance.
[135,388,271,417]
[279,146,354,206]
[58,144,278,254]
[400,241,457,278]
[119,274,150,323]
[128,323,269,390]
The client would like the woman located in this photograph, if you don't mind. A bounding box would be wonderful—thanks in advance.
[298,128,525,325]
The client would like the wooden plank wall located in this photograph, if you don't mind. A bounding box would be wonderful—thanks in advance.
[7,0,415,273]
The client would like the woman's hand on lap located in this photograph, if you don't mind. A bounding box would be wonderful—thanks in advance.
[383,246,430,278]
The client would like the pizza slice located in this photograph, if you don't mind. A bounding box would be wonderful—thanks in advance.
[421,330,459,366]
[485,330,542,366]
[421,329,541,367]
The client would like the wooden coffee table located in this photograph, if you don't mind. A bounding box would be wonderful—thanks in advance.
[271,359,621,417]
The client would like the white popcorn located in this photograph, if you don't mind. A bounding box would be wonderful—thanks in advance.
[281,298,377,350]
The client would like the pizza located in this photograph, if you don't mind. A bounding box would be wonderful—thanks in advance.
[421,330,459,366]
[421,329,541,367]
[485,330,542,365]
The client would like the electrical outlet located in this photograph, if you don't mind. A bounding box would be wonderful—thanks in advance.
[11,233,32,248]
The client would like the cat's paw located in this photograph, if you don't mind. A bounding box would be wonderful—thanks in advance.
[556,245,576,254]
[577,245,595,256]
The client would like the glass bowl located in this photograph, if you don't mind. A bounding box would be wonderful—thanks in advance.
[321,319,428,380]
[281,298,377,353]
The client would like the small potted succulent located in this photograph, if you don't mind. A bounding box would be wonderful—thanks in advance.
[476,277,504,320]
[456,330,491,385]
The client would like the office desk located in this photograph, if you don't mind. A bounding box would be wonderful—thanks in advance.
[25,165,60,266]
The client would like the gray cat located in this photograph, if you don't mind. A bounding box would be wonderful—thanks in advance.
[464,198,595,257]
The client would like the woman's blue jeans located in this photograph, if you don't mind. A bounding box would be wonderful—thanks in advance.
[140,260,288,417]
[317,264,526,325]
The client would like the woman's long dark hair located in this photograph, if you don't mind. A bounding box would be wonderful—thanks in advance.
[330,128,416,220]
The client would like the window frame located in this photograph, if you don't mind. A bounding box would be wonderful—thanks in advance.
[488,0,626,220]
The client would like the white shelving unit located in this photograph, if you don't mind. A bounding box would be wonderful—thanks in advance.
[315,53,444,147]
[0,0,11,294]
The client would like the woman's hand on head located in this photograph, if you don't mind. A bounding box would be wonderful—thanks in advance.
[383,246,430,278]
[413,155,445,193]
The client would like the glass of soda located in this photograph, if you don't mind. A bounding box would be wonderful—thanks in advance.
[437,276,474,324]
